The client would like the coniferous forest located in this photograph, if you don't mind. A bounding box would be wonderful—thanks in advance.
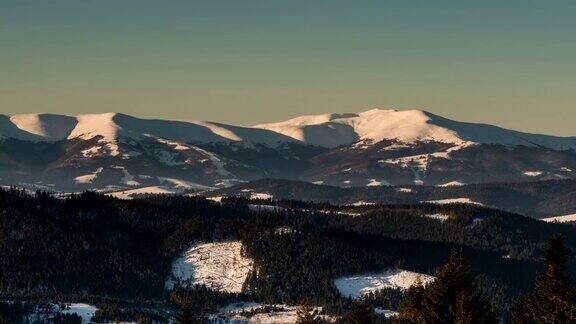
[1,188,576,322]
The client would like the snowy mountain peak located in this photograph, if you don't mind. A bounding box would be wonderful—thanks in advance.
[256,108,576,149]
[255,108,463,147]
[1,109,576,150]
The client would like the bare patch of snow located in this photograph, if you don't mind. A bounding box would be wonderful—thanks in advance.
[425,213,451,221]
[352,201,376,206]
[334,269,435,299]
[80,146,102,157]
[73,167,103,184]
[523,171,543,177]
[541,214,576,223]
[166,241,253,293]
[108,186,178,199]
[374,308,399,319]
[61,303,98,323]
[425,198,484,206]
[437,181,465,187]
[367,179,389,187]
[250,192,273,200]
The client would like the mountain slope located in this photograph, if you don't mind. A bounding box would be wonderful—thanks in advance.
[256,109,576,149]
[0,109,575,191]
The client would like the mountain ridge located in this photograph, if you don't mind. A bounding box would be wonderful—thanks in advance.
[3,109,576,150]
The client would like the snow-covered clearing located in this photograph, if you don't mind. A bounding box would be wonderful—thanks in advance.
[375,308,399,319]
[425,198,484,206]
[210,302,335,323]
[352,201,376,206]
[523,171,543,177]
[250,192,273,200]
[541,214,576,223]
[437,181,465,187]
[367,179,389,187]
[61,303,98,323]
[425,213,451,221]
[73,167,103,184]
[108,186,177,199]
[166,242,253,293]
[334,269,434,299]
[26,303,98,324]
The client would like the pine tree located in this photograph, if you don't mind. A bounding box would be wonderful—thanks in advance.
[396,278,425,323]
[296,303,326,324]
[512,235,576,323]
[342,302,375,324]
[175,303,193,324]
[422,252,496,324]
[396,252,497,324]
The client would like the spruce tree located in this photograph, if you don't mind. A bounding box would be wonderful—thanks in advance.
[342,302,375,324]
[422,252,496,324]
[512,235,576,323]
[396,278,425,323]
[175,303,193,324]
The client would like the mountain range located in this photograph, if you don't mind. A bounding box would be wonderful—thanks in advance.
[1,108,576,193]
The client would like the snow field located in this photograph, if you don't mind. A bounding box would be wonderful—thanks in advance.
[166,242,254,293]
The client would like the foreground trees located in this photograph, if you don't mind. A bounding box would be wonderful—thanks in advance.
[396,253,497,324]
[511,235,576,323]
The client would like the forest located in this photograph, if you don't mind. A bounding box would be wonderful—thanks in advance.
[0,188,575,322]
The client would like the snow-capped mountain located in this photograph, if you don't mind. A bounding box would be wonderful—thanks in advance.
[1,109,576,193]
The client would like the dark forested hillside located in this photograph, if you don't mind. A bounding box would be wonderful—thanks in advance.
[1,188,575,321]
[208,178,576,218]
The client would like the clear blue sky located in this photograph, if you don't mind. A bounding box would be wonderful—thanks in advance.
[1,0,575,134]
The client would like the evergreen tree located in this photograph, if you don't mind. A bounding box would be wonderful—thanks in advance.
[296,303,326,324]
[396,279,425,323]
[342,302,375,324]
[396,252,497,324]
[512,235,576,323]
[422,252,496,324]
[175,303,193,324]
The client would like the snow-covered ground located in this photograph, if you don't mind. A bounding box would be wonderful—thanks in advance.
[425,198,484,206]
[425,213,451,221]
[374,308,399,319]
[250,192,273,200]
[166,241,254,293]
[352,201,376,206]
[334,269,435,299]
[108,186,178,199]
[437,180,465,187]
[210,302,335,323]
[523,171,543,177]
[74,167,103,184]
[61,303,98,323]
[541,213,576,223]
[26,303,98,324]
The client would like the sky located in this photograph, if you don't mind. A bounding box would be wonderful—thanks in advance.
[1,0,576,135]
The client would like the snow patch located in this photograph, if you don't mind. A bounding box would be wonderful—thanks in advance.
[166,241,253,293]
[73,167,103,184]
[334,269,435,299]
[437,181,465,187]
[108,186,177,199]
[425,213,451,221]
[541,214,576,223]
[523,171,543,177]
[425,198,484,206]
[250,192,273,200]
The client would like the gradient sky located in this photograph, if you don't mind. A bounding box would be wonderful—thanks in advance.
[1,0,576,134]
